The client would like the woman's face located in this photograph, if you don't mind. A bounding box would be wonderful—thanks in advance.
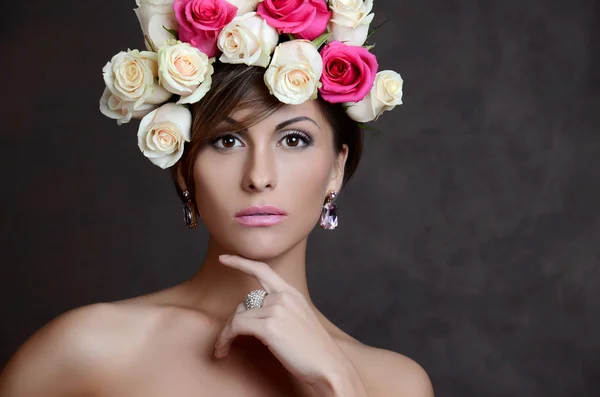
[190,100,348,260]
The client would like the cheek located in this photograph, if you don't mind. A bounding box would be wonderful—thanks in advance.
[277,148,332,220]
[191,151,241,229]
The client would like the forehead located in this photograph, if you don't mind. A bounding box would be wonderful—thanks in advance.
[228,100,330,132]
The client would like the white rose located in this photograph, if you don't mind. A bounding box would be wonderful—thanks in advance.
[158,40,214,105]
[226,0,260,15]
[99,87,158,125]
[327,0,374,46]
[328,23,369,47]
[103,49,172,110]
[218,12,279,67]
[134,0,178,51]
[137,103,192,169]
[329,0,374,28]
[264,40,323,105]
[345,70,403,122]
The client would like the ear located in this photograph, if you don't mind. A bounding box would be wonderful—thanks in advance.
[328,144,349,192]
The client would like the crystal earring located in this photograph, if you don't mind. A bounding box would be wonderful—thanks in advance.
[319,190,338,230]
[182,190,197,228]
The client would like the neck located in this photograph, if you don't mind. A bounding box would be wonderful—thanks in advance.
[180,235,314,322]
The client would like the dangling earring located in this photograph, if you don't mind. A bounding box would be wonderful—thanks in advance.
[182,190,197,228]
[319,190,339,230]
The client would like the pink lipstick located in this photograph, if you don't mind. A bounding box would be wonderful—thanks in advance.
[235,205,287,227]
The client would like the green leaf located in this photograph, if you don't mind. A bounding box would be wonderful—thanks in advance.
[363,43,376,51]
[367,19,390,40]
[286,34,296,41]
[311,32,332,50]
[356,121,379,133]
[162,25,178,40]
[145,35,157,52]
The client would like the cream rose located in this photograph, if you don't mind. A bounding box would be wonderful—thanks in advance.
[99,87,158,125]
[158,40,214,105]
[103,49,172,110]
[134,0,179,51]
[327,0,374,46]
[218,12,279,67]
[226,0,260,15]
[345,70,403,122]
[264,40,323,105]
[137,103,192,168]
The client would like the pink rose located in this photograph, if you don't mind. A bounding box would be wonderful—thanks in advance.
[256,0,330,40]
[174,0,238,57]
[318,41,378,103]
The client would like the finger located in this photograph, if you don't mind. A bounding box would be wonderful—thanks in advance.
[215,302,276,350]
[219,255,290,293]
[237,303,281,320]
[214,302,270,353]
[234,302,247,314]
[215,316,270,358]
[214,296,277,351]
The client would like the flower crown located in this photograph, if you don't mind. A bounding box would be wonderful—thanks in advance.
[99,0,404,169]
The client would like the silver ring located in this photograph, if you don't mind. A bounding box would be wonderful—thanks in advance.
[245,289,267,310]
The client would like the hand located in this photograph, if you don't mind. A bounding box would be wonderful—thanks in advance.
[213,254,349,388]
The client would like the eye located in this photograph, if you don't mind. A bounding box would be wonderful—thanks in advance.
[278,130,313,148]
[212,134,243,150]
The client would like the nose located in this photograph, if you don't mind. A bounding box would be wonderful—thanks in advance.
[242,144,277,193]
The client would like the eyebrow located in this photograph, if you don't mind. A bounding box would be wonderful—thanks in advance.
[224,116,320,131]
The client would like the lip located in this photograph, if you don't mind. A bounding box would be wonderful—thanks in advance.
[235,205,287,227]
[235,205,287,217]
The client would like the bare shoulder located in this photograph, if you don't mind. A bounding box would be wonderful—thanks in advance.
[336,339,434,397]
[0,303,122,396]
[1,301,190,394]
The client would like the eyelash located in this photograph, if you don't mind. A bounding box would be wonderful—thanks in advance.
[210,130,314,151]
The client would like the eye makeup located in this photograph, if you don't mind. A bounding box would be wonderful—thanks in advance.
[210,129,314,151]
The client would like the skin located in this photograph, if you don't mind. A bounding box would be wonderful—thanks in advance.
[0,100,434,397]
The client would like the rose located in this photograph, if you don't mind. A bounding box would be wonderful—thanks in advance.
[318,41,378,103]
[328,0,373,28]
[102,49,172,110]
[158,40,214,104]
[174,0,238,57]
[264,40,323,104]
[327,0,374,46]
[134,0,179,51]
[217,12,279,67]
[137,103,192,168]
[99,87,158,125]
[345,70,403,122]
[257,0,330,40]
[226,0,260,15]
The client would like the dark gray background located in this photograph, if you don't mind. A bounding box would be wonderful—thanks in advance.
[1,0,599,396]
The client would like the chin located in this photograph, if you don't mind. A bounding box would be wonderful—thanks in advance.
[233,246,286,262]
[233,230,291,261]
[220,226,306,262]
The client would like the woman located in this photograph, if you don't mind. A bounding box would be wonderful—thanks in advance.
[0,1,432,396]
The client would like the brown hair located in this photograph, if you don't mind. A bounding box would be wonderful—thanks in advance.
[172,63,363,202]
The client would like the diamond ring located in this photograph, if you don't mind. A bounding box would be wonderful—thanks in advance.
[245,289,268,310]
